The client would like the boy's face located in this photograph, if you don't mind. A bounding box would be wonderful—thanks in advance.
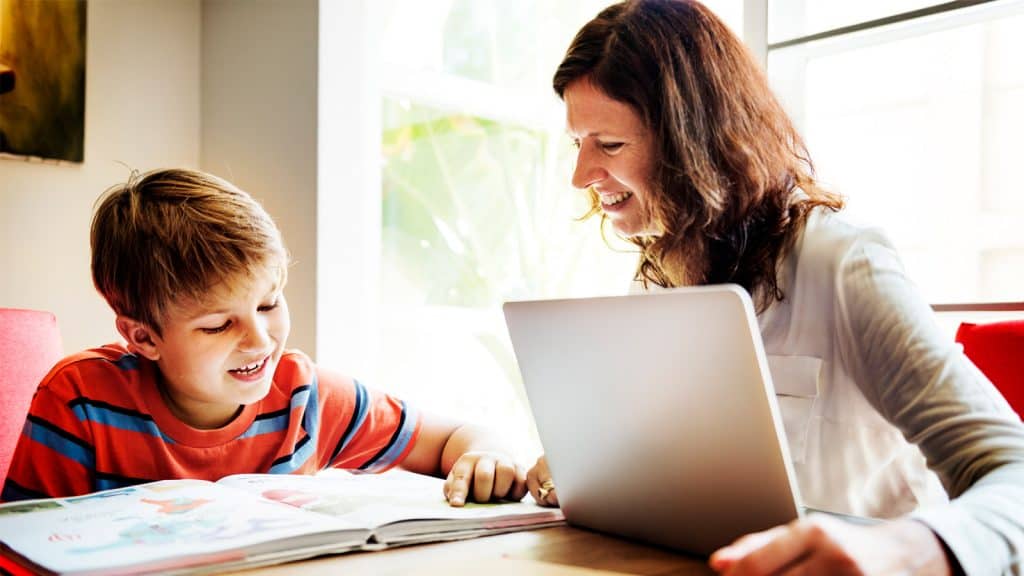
[138,266,290,429]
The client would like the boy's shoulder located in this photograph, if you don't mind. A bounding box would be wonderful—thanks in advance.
[275,349,314,380]
[271,349,359,397]
[278,348,312,365]
[39,343,148,396]
[271,349,334,389]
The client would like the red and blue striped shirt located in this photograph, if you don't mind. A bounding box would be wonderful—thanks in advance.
[2,344,421,502]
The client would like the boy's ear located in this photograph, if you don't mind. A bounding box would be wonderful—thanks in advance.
[115,315,161,361]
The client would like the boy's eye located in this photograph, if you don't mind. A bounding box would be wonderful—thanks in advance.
[258,300,279,313]
[600,142,624,153]
[201,321,231,335]
[570,139,581,150]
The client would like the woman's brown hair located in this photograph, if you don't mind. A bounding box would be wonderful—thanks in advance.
[554,0,842,310]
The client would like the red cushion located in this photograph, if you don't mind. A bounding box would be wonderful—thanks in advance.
[0,309,63,482]
[956,320,1024,418]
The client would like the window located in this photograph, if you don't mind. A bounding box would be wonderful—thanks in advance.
[766,0,1024,303]
[767,0,952,43]
[319,1,744,459]
[376,0,632,458]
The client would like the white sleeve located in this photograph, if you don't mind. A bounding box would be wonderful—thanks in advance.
[833,230,1024,575]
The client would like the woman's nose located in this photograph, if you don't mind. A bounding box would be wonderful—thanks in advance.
[571,145,606,190]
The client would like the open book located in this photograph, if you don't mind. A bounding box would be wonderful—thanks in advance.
[0,469,564,575]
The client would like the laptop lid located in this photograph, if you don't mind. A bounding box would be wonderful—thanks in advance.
[503,284,803,556]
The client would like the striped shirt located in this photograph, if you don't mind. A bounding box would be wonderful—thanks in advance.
[2,344,420,502]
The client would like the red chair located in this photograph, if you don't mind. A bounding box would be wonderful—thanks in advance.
[0,308,64,483]
[956,320,1024,419]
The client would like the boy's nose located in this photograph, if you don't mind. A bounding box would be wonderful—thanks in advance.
[238,317,272,351]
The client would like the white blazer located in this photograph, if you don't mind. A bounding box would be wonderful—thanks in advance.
[760,209,955,518]
[640,209,1024,574]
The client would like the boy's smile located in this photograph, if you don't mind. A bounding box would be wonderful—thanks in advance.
[228,355,271,380]
[121,265,290,430]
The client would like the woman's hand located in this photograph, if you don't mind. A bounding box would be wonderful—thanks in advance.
[526,455,559,507]
[442,451,527,507]
[709,515,953,575]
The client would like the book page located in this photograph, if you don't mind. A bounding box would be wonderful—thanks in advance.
[218,469,563,540]
[0,479,364,575]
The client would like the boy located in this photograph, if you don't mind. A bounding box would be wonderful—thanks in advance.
[3,168,531,506]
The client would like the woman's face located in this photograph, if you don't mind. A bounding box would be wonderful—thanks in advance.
[565,78,658,237]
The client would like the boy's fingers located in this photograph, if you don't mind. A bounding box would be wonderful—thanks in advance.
[443,466,458,500]
[472,456,496,503]
[446,458,475,507]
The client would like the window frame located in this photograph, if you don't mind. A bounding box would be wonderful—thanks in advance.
[762,0,1024,306]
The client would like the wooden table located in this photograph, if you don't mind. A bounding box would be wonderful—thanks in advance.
[231,525,715,575]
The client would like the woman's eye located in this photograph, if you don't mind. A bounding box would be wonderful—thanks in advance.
[258,300,279,313]
[201,321,231,335]
[601,142,624,152]
[570,139,581,150]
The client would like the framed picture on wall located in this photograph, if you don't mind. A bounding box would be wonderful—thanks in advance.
[0,0,87,163]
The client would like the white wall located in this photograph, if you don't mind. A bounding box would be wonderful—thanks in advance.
[0,0,201,354]
[0,0,322,358]
[201,0,319,358]
[316,1,381,377]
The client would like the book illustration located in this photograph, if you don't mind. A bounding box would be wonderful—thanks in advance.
[138,496,213,514]
[67,511,307,556]
[60,486,320,552]
[261,484,507,515]
[67,514,223,555]
[63,486,139,503]
[0,500,62,516]
[255,481,437,518]
[0,480,353,575]
[223,469,534,526]
[0,487,145,518]
[0,470,565,575]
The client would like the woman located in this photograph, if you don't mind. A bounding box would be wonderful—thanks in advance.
[526,1,1024,574]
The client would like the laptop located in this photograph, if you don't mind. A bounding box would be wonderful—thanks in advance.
[503,284,804,556]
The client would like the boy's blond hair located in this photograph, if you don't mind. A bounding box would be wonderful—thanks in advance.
[91,168,289,335]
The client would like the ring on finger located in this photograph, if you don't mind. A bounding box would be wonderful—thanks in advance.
[538,478,555,499]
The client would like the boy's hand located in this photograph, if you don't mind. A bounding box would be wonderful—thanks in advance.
[443,451,527,507]
[526,455,559,507]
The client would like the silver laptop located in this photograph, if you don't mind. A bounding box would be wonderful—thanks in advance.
[503,284,804,556]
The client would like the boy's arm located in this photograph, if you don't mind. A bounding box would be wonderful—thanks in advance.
[400,412,527,506]
[2,386,94,502]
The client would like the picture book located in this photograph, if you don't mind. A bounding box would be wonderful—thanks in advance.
[0,469,564,575]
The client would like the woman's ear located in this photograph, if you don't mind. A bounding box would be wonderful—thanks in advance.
[116,315,161,360]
